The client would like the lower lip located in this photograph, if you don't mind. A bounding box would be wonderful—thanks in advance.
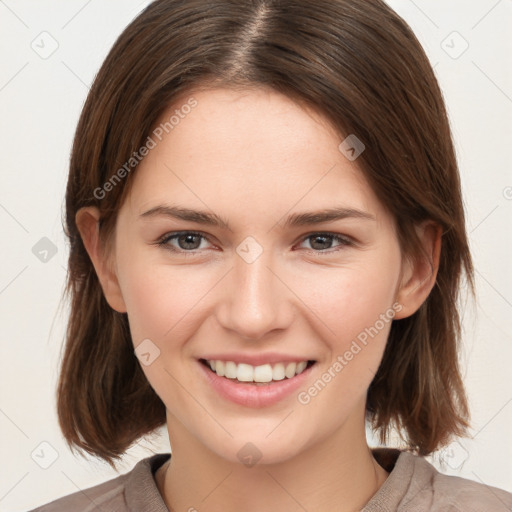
[197,360,315,408]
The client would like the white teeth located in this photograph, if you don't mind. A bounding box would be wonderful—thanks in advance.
[272,363,285,381]
[295,361,307,374]
[285,362,297,379]
[205,359,312,382]
[254,364,272,383]
[215,360,225,377]
[225,361,237,379]
[237,363,254,382]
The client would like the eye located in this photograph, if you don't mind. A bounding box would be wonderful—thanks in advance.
[297,232,353,252]
[155,231,354,255]
[156,231,213,252]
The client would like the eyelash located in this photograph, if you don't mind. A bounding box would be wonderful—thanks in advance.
[155,231,354,255]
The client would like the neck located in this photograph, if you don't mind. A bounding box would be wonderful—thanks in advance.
[157,414,389,512]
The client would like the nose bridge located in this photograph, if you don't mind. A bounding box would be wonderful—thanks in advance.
[218,245,291,339]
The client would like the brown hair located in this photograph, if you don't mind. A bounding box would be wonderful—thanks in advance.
[59,0,474,466]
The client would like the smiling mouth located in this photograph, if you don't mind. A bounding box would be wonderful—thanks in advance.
[199,358,316,385]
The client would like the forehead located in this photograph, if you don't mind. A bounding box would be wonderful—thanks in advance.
[122,86,386,223]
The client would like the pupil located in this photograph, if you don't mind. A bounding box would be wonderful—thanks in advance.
[311,235,332,250]
[179,234,200,250]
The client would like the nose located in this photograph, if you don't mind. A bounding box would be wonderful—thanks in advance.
[215,247,294,340]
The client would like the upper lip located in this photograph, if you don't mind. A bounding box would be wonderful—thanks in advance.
[199,353,315,366]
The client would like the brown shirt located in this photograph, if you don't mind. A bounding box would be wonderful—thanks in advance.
[29,449,512,511]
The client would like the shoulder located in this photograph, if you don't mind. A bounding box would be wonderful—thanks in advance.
[367,448,512,512]
[28,453,170,512]
[405,452,512,511]
[27,471,128,512]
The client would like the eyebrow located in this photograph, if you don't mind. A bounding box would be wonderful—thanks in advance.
[139,205,376,229]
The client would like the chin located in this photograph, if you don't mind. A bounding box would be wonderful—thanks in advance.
[223,438,305,467]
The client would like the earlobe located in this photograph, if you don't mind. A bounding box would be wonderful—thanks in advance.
[75,207,127,313]
[394,222,442,320]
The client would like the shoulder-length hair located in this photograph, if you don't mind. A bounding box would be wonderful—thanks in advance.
[58,0,474,466]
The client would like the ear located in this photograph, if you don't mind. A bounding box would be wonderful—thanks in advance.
[75,207,127,313]
[393,221,442,320]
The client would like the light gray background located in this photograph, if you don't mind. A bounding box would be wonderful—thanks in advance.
[1,1,511,510]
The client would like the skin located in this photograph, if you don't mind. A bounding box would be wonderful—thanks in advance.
[77,86,441,512]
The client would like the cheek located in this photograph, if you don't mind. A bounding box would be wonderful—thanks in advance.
[116,256,217,405]
[297,253,400,347]
[292,250,401,402]
[117,251,219,347]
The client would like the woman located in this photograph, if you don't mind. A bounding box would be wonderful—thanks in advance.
[31,0,512,510]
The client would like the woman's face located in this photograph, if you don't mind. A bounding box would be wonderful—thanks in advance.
[107,86,411,464]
